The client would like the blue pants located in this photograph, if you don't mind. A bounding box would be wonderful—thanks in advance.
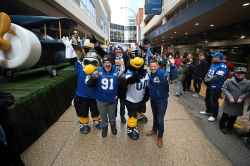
[150,99,168,137]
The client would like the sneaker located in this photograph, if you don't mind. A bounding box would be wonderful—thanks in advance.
[208,116,216,122]
[200,111,209,115]
[127,127,140,140]
[102,126,108,137]
[192,93,199,97]
[121,116,126,124]
[110,123,117,135]
[80,124,91,134]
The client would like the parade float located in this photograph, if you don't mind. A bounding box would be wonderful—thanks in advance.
[0,12,77,78]
[0,12,77,154]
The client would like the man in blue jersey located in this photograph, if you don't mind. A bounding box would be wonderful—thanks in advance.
[200,51,228,122]
[91,55,119,137]
[73,49,101,134]
[147,60,169,148]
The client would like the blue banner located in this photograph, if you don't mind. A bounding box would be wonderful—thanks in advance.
[144,0,162,15]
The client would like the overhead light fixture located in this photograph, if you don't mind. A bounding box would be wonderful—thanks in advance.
[174,31,177,34]
[242,2,250,7]
[184,32,188,35]
[240,35,246,39]
[210,24,215,27]
[195,22,199,26]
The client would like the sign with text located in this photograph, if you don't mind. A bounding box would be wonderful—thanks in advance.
[145,0,162,15]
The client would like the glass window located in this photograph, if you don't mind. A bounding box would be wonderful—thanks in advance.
[80,0,96,22]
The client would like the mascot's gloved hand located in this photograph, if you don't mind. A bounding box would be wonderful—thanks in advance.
[91,71,99,78]
[86,71,98,86]
[127,71,140,84]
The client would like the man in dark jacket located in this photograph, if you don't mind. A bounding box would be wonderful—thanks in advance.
[147,60,169,148]
[192,51,209,97]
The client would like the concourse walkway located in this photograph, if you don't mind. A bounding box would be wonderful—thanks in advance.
[21,95,232,166]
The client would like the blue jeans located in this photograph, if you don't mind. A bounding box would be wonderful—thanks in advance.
[150,99,168,137]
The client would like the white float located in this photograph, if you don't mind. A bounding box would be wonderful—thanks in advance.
[0,23,42,70]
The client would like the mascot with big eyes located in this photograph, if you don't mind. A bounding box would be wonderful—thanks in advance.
[121,50,149,140]
[74,48,102,134]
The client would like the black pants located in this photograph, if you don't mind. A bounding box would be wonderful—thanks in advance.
[115,99,126,117]
[193,78,202,94]
[183,76,192,91]
[125,100,146,118]
[74,96,99,118]
[219,112,237,130]
[205,88,221,118]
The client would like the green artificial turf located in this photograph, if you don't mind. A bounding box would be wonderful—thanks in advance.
[0,66,76,105]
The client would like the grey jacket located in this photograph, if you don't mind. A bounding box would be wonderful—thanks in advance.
[222,77,250,116]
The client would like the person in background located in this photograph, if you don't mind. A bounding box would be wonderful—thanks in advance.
[224,55,235,79]
[175,61,185,96]
[113,46,127,124]
[183,53,193,92]
[200,51,228,122]
[192,51,209,97]
[71,30,81,47]
[142,38,153,66]
[174,51,182,69]
[169,54,178,83]
[147,60,169,148]
[220,67,250,134]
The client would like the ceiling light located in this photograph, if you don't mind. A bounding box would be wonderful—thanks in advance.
[184,32,188,35]
[210,24,215,27]
[240,35,246,39]
[174,31,177,34]
[195,22,199,26]
[242,2,250,7]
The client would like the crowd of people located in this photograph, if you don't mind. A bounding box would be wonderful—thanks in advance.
[158,44,250,134]
[72,35,250,149]
[73,38,170,148]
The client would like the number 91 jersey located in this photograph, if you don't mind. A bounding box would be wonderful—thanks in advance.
[125,70,149,103]
[96,66,118,103]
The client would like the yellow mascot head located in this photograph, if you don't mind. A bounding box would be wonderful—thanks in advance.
[129,49,144,70]
[82,49,101,75]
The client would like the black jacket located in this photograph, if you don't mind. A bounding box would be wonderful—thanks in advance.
[192,59,209,80]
